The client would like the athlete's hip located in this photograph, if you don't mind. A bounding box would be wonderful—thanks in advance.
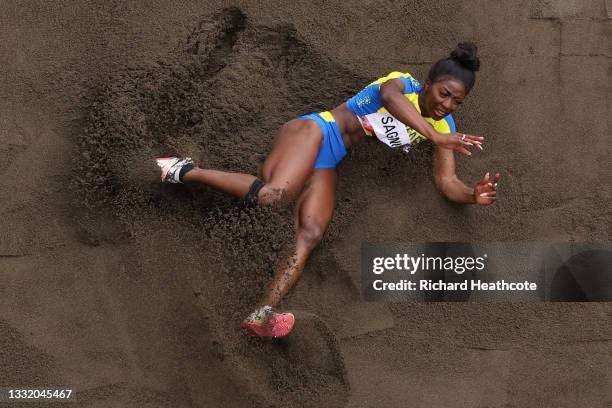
[293,111,347,169]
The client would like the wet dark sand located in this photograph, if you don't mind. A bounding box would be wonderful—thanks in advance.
[1,1,611,407]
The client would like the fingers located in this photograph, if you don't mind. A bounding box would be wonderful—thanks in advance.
[455,146,473,156]
[479,197,497,205]
[459,139,481,151]
[465,135,484,144]
[481,171,490,185]
[476,171,500,205]
[455,133,484,150]
[478,192,497,206]
[459,133,484,142]
[461,133,484,149]
[448,133,487,156]
[459,136,482,149]
[487,172,501,190]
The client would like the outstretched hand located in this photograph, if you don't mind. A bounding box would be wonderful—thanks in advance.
[474,172,501,205]
[432,132,484,156]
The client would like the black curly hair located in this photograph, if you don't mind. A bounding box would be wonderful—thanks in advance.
[427,42,480,92]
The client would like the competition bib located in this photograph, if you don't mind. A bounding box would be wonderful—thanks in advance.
[360,112,427,153]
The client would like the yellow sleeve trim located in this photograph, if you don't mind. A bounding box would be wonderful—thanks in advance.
[319,111,335,122]
[369,71,413,86]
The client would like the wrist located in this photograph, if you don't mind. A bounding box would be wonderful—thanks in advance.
[471,188,478,204]
[427,130,441,143]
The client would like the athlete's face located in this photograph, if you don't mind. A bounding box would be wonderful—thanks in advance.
[422,77,467,120]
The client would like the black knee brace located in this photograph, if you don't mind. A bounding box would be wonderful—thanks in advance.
[244,179,265,208]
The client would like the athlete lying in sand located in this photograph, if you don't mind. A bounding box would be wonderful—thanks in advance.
[156,42,501,338]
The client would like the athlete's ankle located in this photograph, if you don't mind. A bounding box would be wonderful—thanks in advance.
[179,163,196,182]
[245,305,273,321]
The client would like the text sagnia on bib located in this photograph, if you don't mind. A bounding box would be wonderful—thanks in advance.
[359,111,428,153]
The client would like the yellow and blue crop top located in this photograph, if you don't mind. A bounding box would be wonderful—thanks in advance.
[346,72,456,151]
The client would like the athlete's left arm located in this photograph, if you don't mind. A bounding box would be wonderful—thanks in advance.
[433,145,500,205]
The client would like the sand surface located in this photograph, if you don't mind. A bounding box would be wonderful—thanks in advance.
[1,1,611,407]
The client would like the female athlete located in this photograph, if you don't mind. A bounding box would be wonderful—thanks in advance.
[156,42,500,337]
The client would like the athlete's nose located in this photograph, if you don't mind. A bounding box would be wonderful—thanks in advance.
[442,98,453,111]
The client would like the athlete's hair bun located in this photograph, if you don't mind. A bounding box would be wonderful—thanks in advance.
[450,42,480,72]
[428,41,480,91]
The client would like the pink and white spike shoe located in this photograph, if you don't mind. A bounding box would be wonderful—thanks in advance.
[241,306,295,338]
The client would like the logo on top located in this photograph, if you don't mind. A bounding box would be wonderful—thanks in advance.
[408,77,422,92]
[357,96,372,107]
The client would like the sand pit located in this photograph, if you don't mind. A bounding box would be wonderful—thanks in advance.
[1,2,611,407]
[70,8,359,406]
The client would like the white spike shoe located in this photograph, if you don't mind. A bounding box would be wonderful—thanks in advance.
[155,157,194,184]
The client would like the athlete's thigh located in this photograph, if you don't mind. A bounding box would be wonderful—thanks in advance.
[261,119,323,192]
[294,168,338,231]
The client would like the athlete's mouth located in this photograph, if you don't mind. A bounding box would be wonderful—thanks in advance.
[434,108,448,118]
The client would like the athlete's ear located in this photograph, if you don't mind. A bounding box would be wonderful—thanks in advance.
[424,79,431,91]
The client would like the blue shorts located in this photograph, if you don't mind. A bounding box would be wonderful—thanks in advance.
[296,111,347,169]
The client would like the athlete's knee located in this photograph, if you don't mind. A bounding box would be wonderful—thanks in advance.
[244,179,291,208]
[297,220,327,250]
[258,184,284,205]
[259,184,298,207]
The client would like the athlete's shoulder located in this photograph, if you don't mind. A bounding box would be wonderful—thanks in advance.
[370,71,422,94]
[392,71,423,94]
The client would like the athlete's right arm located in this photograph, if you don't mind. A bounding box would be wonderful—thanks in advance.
[379,79,481,156]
